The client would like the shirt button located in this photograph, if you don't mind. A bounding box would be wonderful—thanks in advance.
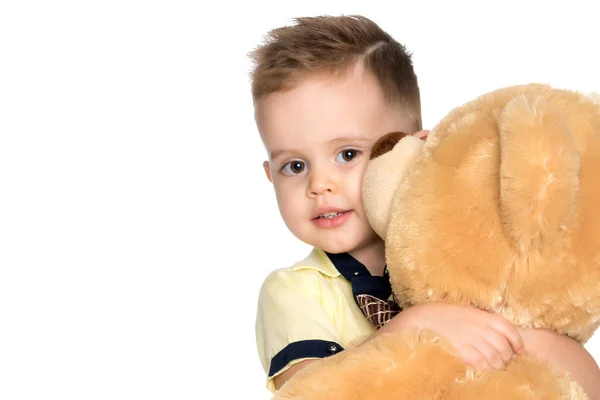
[328,344,339,354]
[354,272,359,276]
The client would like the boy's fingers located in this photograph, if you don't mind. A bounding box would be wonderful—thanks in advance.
[466,346,493,370]
[483,332,513,365]
[489,317,524,354]
[475,339,505,370]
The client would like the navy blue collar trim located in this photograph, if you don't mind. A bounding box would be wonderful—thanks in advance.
[325,251,372,281]
[324,251,392,301]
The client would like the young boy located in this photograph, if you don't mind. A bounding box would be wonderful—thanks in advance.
[249,15,600,396]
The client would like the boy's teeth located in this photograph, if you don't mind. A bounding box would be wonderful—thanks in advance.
[320,211,343,219]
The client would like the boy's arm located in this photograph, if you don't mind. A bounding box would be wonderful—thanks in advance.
[257,270,346,393]
[275,302,524,390]
[274,360,315,390]
[379,303,524,369]
[518,328,600,400]
[390,307,600,399]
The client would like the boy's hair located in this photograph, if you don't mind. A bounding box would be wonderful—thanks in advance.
[249,15,421,129]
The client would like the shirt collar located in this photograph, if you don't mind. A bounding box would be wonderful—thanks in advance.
[290,247,378,279]
[323,251,372,281]
[292,247,393,303]
[290,247,340,277]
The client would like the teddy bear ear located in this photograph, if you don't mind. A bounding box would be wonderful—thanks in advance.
[588,92,600,106]
[498,93,580,251]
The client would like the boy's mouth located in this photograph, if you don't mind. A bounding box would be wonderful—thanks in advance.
[315,211,349,219]
[312,209,353,229]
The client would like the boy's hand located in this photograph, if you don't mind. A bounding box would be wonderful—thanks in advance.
[381,303,524,370]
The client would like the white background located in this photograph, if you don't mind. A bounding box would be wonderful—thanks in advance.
[1,1,599,399]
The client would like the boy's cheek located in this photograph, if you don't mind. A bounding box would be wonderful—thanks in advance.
[272,179,293,200]
[275,182,303,204]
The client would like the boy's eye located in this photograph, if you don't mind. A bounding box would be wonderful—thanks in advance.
[281,160,306,175]
[336,149,360,163]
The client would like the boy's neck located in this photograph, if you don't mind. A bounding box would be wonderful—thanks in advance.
[348,240,386,276]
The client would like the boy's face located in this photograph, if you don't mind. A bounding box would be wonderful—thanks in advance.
[255,66,417,255]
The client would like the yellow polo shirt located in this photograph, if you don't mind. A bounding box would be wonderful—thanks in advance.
[255,247,381,393]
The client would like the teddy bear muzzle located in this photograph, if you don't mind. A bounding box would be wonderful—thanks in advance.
[370,131,410,160]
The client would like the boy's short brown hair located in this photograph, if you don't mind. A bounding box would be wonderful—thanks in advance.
[249,15,421,129]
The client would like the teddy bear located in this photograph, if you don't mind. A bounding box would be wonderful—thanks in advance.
[273,83,600,400]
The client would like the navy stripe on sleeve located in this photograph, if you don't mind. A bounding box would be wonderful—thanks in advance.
[268,339,344,377]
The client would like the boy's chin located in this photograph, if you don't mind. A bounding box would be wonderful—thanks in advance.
[320,237,384,257]
[315,238,362,255]
[297,224,375,253]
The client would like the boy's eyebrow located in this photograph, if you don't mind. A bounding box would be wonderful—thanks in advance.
[327,136,372,145]
[269,149,289,161]
[269,136,372,160]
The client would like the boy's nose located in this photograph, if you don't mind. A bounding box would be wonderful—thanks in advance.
[308,171,335,197]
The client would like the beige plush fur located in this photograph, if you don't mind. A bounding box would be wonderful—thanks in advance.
[274,84,600,399]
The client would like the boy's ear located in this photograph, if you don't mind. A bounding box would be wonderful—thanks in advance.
[263,161,273,182]
[413,130,429,141]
